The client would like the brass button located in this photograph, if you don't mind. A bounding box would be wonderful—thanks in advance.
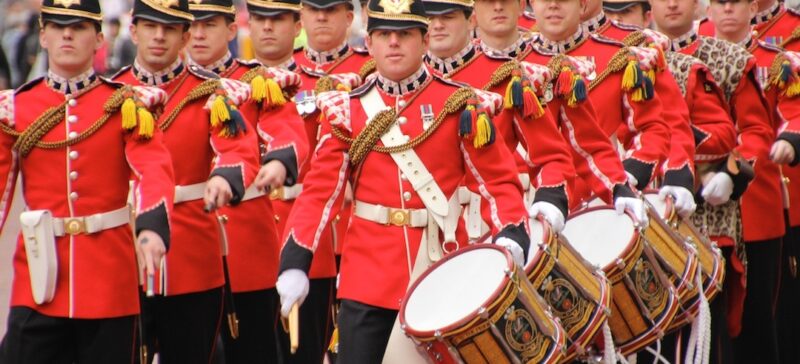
[68,99,77,107]
[69,171,78,181]
[69,192,78,201]
[403,191,412,201]
[67,115,78,123]
[68,131,78,139]
[398,116,407,125]
[69,151,79,160]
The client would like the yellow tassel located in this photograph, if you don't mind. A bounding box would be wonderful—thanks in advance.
[121,97,137,130]
[250,75,267,103]
[504,76,518,109]
[266,78,286,106]
[335,83,351,92]
[622,60,638,91]
[788,81,800,97]
[328,328,339,353]
[632,87,644,102]
[211,96,230,127]
[136,107,155,138]
[475,113,492,148]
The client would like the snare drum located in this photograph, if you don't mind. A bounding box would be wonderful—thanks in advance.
[526,218,611,362]
[400,245,566,364]
[640,192,702,331]
[643,192,725,302]
[561,207,679,355]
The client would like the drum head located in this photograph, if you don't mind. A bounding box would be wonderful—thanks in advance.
[404,246,510,332]
[562,208,635,269]
[644,192,669,219]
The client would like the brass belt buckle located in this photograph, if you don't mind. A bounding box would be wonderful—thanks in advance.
[64,218,86,235]
[269,187,285,200]
[387,208,410,227]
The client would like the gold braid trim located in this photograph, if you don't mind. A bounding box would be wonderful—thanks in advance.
[622,31,646,47]
[331,87,477,165]
[589,47,633,91]
[546,54,569,78]
[482,60,520,91]
[782,27,800,48]
[359,59,377,81]
[6,85,129,157]
[159,79,220,131]
[314,76,336,94]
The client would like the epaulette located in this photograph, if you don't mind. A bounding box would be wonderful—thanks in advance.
[545,55,589,107]
[119,85,166,140]
[14,77,44,95]
[589,33,625,47]
[352,45,369,54]
[110,65,132,80]
[358,59,377,80]
[242,65,302,107]
[315,90,352,131]
[621,30,669,72]
[483,60,547,118]
[0,90,14,127]
[458,88,501,148]
[610,20,641,32]
[590,46,658,101]
[187,64,220,80]
[768,51,800,97]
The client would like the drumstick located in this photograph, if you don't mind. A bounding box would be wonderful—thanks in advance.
[289,303,300,354]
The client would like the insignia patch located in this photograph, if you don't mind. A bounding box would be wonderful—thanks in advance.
[54,0,81,7]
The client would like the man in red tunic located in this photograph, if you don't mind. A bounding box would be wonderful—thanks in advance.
[0,0,175,362]
[186,0,310,362]
[653,0,775,361]
[114,0,260,362]
[276,0,536,361]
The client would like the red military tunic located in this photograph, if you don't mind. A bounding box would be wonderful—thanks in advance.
[697,17,715,37]
[589,16,697,190]
[0,74,174,318]
[208,56,309,292]
[279,67,528,310]
[781,29,800,52]
[518,10,537,33]
[115,60,260,296]
[523,47,633,206]
[531,29,671,190]
[674,30,778,242]
[426,43,575,215]
[753,3,800,48]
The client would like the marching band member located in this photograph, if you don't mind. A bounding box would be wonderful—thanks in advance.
[275,0,535,361]
[0,0,174,362]
[526,0,670,212]
[582,0,698,218]
[186,0,310,362]
[114,0,260,361]
[603,0,653,26]
[652,0,773,361]
[424,0,577,237]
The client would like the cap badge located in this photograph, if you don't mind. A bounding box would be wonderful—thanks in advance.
[379,0,412,14]
[54,0,81,8]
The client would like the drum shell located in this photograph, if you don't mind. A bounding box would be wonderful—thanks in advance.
[400,245,567,364]
[525,219,611,362]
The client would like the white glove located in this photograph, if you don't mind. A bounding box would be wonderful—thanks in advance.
[275,269,310,318]
[659,185,697,218]
[496,237,525,267]
[528,201,565,233]
[701,172,733,206]
[131,86,167,108]
[626,172,639,188]
[615,196,649,226]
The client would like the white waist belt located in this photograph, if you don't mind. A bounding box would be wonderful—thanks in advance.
[354,200,428,227]
[269,184,304,201]
[174,183,206,204]
[242,185,265,202]
[53,205,131,236]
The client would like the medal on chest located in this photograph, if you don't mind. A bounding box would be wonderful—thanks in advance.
[295,90,317,116]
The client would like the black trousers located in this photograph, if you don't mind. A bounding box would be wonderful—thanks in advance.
[336,299,397,364]
[0,306,136,364]
[733,238,782,364]
[140,286,223,364]
[219,288,281,364]
[278,277,336,364]
[777,225,800,364]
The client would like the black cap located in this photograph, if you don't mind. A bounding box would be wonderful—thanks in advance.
[367,0,428,32]
[603,0,649,12]
[247,0,302,16]
[133,0,194,24]
[40,0,103,25]
[421,0,471,15]
[189,0,236,21]
[301,0,351,9]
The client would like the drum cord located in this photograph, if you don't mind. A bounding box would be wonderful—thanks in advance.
[602,322,616,364]
[683,271,712,364]
[645,340,670,364]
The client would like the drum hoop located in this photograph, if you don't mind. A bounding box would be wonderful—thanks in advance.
[525,215,555,277]
[642,188,677,222]
[399,244,514,338]
[567,206,643,277]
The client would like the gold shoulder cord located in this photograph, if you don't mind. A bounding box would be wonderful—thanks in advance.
[622,31,646,47]
[588,47,632,91]
[781,27,800,48]
[0,81,132,157]
[158,78,220,131]
[482,61,521,91]
[330,87,477,165]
